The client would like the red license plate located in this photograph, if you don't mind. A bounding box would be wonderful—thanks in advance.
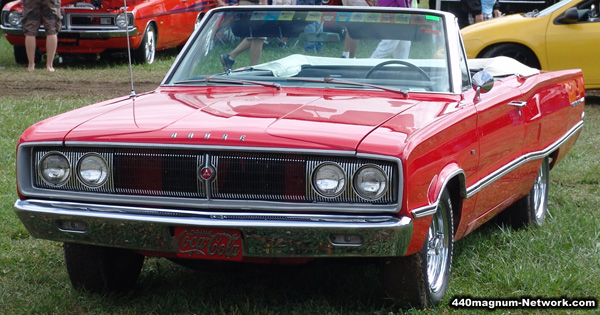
[175,227,243,261]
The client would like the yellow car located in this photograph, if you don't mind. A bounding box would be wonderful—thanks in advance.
[462,0,600,88]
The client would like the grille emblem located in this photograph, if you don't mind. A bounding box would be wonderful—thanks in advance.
[198,166,215,181]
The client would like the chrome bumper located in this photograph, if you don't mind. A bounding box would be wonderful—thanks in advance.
[1,27,138,38]
[14,199,413,258]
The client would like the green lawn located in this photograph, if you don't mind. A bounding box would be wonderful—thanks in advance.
[1,30,599,314]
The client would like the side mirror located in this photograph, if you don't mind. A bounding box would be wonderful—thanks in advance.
[472,71,494,101]
[557,7,580,24]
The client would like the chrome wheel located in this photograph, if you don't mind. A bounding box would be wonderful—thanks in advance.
[133,24,156,64]
[500,156,550,229]
[427,197,451,294]
[532,158,549,225]
[143,27,156,64]
[194,15,202,31]
[379,189,454,308]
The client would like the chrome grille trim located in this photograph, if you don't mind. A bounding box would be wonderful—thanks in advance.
[20,143,402,211]
[306,157,395,203]
[35,148,115,192]
[211,153,307,201]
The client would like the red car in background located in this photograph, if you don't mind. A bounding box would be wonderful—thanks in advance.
[1,0,218,64]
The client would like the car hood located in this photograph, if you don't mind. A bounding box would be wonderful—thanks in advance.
[27,87,454,151]
[461,13,534,38]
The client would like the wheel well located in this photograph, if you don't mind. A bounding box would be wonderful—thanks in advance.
[445,176,464,236]
[149,21,158,41]
[478,42,541,69]
[547,151,558,170]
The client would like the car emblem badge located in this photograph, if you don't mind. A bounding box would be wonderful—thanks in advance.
[198,166,215,181]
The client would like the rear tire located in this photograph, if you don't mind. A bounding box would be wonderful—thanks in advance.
[132,24,156,64]
[481,43,541,69]
[500,157,550,229]
[379,189,454,308]
[64,243,144,294]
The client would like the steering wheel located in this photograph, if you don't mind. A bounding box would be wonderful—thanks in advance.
[364,60,431,81]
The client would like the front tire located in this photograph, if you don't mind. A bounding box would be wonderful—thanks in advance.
[132,24,156,64]
[64,243,144,293]
[481,43,541,69]
[379,189,454,308]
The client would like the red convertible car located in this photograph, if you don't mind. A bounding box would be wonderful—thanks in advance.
[1,0,218,64]
[14,6,585,308]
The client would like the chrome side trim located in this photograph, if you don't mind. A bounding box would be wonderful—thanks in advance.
[571,97,584,107]
[411,169,465,218]
[412,205,437,218]
[410,121,582,218]
[466,121,583,198]
[14,199,413,258]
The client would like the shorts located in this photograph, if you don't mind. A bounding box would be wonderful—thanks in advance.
[237,0,266,39]
[22,0,62,36]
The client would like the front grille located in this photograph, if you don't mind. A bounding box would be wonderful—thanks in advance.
[68,14,118,28]
[33,147,397,204]
[71,16,114,27]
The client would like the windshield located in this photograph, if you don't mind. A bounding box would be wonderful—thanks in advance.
[165,7,450,93]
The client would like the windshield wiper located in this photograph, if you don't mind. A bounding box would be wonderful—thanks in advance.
[174,76,281,90]
[288,77,408,96]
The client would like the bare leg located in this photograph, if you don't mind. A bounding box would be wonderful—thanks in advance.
[46,34,57,72]
[229,38,251,59]
[248,38,264,66]
[25,35,36,71]
[342,33,359,58]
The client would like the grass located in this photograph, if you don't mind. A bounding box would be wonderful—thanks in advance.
[1,29,599,314]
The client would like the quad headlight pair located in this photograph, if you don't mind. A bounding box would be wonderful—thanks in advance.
[312,163,388,200]
[39,152,108,187]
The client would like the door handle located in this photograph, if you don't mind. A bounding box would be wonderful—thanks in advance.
[508,101,527,108]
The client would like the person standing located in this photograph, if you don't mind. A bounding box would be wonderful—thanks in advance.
[340,0,375,58]
[370,0,412,59]
[296,0,323,52]
[22,0,62,72]
[481,0,501,21]
[220,0,268,72]
[461,0,499,27]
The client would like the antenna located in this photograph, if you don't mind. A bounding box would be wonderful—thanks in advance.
[123,0,136,98]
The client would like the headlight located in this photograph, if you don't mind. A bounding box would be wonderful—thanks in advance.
[312,163,346,197]
[353,165,388,200]
[7,12,22,27]
[39,153,71,186]
[115,13,129,28]
[77,154,108,187]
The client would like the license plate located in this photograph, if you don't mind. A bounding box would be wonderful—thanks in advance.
[175,227,243,261]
